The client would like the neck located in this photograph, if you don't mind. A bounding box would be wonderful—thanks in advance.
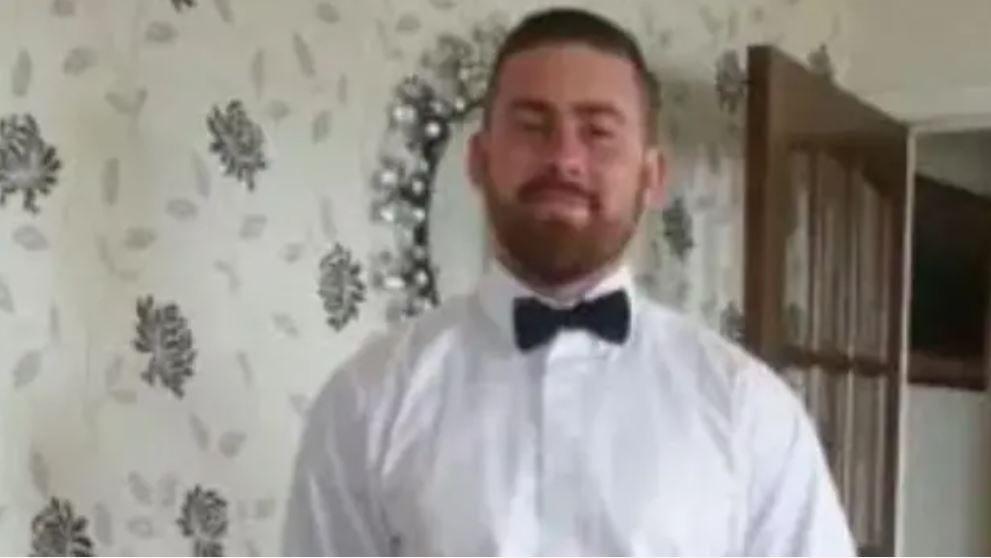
[495,249,623,305]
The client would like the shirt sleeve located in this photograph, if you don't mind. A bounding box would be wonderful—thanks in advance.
[281,366,392,556]
[740,364,857,557]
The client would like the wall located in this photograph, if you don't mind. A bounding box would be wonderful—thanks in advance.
[901,129,991,555]
[844,0,991,122]
[0,0,847,555]
[844,8,991,554]
[903,387,991,556]
[917,131,991,198]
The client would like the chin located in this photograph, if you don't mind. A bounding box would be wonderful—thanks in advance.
[526,207,592,229]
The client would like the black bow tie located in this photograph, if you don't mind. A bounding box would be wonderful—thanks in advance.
[513,290,631,351]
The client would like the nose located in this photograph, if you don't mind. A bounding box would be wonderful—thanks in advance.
[547,121,586,182]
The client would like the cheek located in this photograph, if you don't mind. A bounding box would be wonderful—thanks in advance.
[486,137,542,194]
[592,164,645,215]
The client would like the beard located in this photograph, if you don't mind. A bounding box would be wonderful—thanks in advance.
[482,170,646,287]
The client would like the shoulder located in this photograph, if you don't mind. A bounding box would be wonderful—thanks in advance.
[308,294,476,422]
[635,297,799,415]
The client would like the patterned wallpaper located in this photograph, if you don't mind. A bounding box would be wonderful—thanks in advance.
[0,0,846,554]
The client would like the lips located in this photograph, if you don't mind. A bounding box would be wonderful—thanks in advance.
[519,183,592,206]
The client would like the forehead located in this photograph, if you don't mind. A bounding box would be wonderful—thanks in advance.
[493,44,643,112]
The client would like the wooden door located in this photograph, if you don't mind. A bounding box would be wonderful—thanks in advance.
[744,45,912,556]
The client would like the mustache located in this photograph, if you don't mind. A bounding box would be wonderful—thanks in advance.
[517,173,596,205]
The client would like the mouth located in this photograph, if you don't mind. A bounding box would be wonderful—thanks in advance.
[521,185,592,207]
[518,186,594,223]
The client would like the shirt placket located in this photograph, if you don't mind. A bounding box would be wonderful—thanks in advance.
[538,333,593,554]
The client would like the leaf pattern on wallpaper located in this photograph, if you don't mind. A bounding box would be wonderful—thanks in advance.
[101,157,119,206]
[337,75,348,105]
[662,197,695,261]
[320,197,337,239]
[0,274,13,312]
[12,50,32,97]
[128,472,154,506]
[292,33,317,78]
[49,305,61,345]
[92,503,113,546]
[266,99,291,122]
[192,152,211,198]
[177,485,229,557]
[126,516,156,539]
[13,225,49,251]
[272,313,300,338]
[133,295,197,398]
[715,50,746,115]
[698,5,723,38]
[63,47,97,76]
[727,7,740,40]
[190,414,211,452]
[14,350,43,389]
[159,473,179,508]
[104,354,124,388]
[30,450,51,496]
[249,49,265,98]
[218,431,246,458]
[145,21,178,44]
[52,0,76,17]
[166,198,199,221]
[105,89,148,116]
[213,0,234,24]
[110,389,137,404]
[171,0,195,12]
[315,2,340,24]
[396,13,422,34]
[281,242,304,263]
[30,498,94,557]
[123,227,157,250]
[207,100,267,191]
[253,498,276,520]
[429,0,456,10]
[0,114,62,213]
[213,260,240,293]
[318,243,366,331]
[235,351,254,388]
[239,214,267,240]
[311,110,332,143]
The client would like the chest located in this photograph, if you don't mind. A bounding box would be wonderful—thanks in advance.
[378,347,743,555]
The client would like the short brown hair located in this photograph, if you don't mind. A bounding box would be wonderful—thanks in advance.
[484,8,660,144]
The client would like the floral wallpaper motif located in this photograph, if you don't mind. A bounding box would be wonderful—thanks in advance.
[715,50,747,115]
[133,296,197,399]
[317,244,366,331]
[177,486,229,557]
[206,100,267,192]
[30,499,94,557]
[0,114,61,214]
[0,0,848,554]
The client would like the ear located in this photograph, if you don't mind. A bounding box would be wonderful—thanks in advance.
[642,146,668,210]
[467,129,488,192]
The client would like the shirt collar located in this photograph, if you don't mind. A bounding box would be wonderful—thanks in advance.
[476,259,638,350]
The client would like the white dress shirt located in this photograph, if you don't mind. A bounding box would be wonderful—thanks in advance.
[282,263,855,556]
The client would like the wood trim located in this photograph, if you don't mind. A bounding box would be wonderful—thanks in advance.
[910,351,988,391]
[890,135,914,556]
[744,46,779,364]
[782,345,891,377]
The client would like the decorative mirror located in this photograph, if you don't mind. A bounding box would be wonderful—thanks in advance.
[368,20,507,322]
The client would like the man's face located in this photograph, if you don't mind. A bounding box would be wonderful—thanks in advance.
[469,43,665,286]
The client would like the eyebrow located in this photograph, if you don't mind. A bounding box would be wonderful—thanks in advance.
[507,98,627,124]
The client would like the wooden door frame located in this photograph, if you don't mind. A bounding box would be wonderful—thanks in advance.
[744,45,914,555]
